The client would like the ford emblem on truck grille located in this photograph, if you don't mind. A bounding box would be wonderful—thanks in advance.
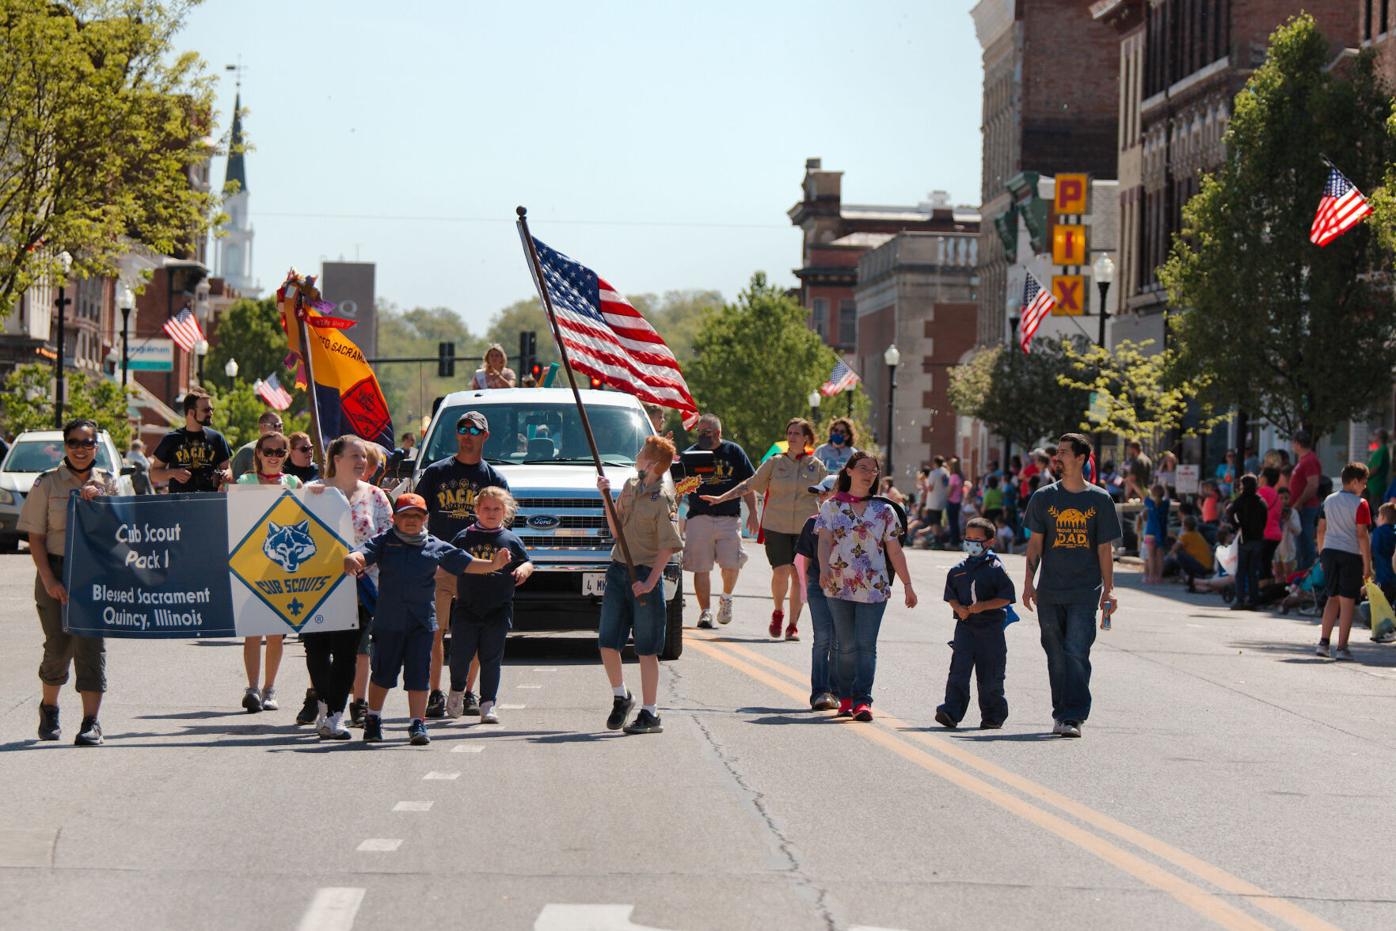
[527,515,561,530]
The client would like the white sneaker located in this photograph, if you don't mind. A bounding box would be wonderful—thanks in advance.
[321,711,351,740]
[717,597,733,625]
[1060,721,1082,738]
[697,610,715,629]
[1052,720,1066,736]
[1334,647,1354,662]
[446,690,465,718]
[1316,642,1331,658]
[480,701,499,724]
[260,686,278,710]
[314,700,329,736]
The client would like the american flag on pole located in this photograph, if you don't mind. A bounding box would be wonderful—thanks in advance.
[524,237,699,429]
[820,359,860,396]
[254,373,293,411]
[1018,271,1056,354]
[1310,166,1373,247]
[162,306,204,353]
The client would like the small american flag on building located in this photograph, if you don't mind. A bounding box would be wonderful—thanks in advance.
[162,306,204,353]
[1310,166,1373,247]
[254,373,293,411]
[525,236,699,429]
[820,359,860,396]
[1018,271,1056,353]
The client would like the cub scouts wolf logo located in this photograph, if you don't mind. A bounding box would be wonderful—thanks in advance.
[264,521,317,572]
[1046,506,1096,549]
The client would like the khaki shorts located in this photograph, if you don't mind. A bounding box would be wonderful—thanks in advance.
[682,515,749,573]
[434,568,456,634]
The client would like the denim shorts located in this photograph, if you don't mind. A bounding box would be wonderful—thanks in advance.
[369,625,434,691]
[597,561,667,655]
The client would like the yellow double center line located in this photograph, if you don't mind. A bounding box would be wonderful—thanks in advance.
[687,632,1338,931]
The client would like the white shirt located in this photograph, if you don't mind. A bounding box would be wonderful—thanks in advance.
[926,467,950,510]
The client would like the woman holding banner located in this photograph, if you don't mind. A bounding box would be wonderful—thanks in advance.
[233,432,301,714]
[20,419,118,745]
[305,436,392,739]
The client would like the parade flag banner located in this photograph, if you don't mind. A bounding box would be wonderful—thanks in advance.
[255,373,293,411]
[820,359,860,396]
[279,273,393,451]
[1310,166,1372,247]
[1018,272,1056,353]
[162,306,205,353]
[63,487,357,638]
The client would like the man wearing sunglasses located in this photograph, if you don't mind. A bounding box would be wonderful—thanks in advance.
[150,387,232,493]
[414,411,510,718]
[230,411,285,481]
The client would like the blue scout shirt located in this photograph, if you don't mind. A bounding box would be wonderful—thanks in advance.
[356,530,474,632]
[451,524,531,620]
[1373,522,1396,588]
[942,551,1016,626]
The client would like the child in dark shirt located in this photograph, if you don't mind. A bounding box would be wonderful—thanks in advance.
[935,517,1017,730]
[448,487,533,724]
[795,476,838,709]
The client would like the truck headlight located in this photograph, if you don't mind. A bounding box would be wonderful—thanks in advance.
[0,488,14,506]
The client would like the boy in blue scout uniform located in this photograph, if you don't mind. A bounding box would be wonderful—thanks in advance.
[935,517,1017,730]
[344,493,510,746]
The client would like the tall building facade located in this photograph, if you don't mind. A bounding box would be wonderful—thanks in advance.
[1367,0,1396,82]
[216,90,256,294]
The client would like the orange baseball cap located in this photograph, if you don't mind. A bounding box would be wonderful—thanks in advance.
[394,493,428,514]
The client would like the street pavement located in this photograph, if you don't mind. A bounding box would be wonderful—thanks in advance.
[3,543,1396,931]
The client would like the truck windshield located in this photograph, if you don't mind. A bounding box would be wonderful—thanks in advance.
[424,402,651,466]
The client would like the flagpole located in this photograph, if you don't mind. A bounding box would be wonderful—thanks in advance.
[293,285,326,468]
[515,206,645,601]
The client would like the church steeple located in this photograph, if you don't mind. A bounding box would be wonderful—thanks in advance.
[225,91,246,194]
[216,70,256,294]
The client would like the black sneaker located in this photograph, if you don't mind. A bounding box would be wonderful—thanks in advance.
[295,688,319,725]
[623,709,663,734]
[408,719,430,746]
[464,691,480,716]
[934,708,957,729]
[349,698,368,728]
[241,687,262,714]
[979,720,1004,730]
[363,715,384,743]
[38,703,60,741]
[425,690,446,719]
[75,716,103,746]
[606,690,634,730]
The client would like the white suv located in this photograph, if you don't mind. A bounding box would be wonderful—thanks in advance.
[0,429,136,551]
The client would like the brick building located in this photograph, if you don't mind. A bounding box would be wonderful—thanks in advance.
[1362,0,1396,84]
[972,0,1121,347]
[788,159,975,353]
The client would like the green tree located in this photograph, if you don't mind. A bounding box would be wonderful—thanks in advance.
[0,364,132,446]
[630,290,722,363]
[1159,15,1396,439]
[947,337,1091,451]
[0,0,221,317]
[205,297,300,396]
[1058,339,1224,451]
[376,302,485,436]
[686,273,867,456]
[206,381,304,449]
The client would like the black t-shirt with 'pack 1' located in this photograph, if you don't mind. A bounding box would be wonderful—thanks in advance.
[153,427,232,493]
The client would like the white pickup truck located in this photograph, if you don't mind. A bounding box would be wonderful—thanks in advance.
[408,387,684,660]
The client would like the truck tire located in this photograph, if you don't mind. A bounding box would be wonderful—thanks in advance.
[661,573,684,661]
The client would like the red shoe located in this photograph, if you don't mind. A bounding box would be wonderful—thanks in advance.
[836,698,853,717]
[784,623,799,641]
[853,703,873,722]
[769,610,784,638]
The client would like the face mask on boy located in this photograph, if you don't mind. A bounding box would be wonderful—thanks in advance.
[962,539,987,558]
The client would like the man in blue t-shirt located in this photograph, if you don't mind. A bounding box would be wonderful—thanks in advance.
[1023,432,1123,739]
[413,410,509,718]
[681,413,755,628]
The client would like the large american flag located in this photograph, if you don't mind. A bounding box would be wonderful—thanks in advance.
[820,359,860,396]
[162,306,204,353]
[525,236,699,428]
[254,373,293,411]
[1018,272,1056,353]
[1310,167,1372,247]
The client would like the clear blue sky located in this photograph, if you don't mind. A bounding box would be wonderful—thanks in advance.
[180,0,983,331]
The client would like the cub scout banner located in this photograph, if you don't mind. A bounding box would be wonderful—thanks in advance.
[64,487,356,638]
[278,271,393,452]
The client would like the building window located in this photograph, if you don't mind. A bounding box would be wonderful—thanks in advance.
[838,300,856,348]
[1366,0,1374,41]
[812,297,828,339]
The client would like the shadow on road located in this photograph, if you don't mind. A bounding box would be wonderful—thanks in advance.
[1230,637,1396,667]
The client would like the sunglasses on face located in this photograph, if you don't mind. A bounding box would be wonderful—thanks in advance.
[65,438,97,449]
[292,446,310,454]
[457,425,485,436]
[261,448,288,457]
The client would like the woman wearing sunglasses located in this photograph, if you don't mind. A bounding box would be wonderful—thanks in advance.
[232,432,302,713]
[18,419,118,745]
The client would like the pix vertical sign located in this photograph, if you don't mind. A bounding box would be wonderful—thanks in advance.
[1051,173,1090,316]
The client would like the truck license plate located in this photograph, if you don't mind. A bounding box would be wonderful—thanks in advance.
[583,572,606,596]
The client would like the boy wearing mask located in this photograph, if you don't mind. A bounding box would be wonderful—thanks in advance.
[935,517,1017,730]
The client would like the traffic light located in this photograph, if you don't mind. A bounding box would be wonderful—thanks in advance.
[530,363,543,383]
[589,375,603,389]
[518,330,537,377]
[437,341,454,378]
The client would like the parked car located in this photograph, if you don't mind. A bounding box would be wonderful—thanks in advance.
[408,387,685,660]
[0,430,136,552]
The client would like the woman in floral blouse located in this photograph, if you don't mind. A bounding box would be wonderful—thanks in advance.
[817,451,917,722]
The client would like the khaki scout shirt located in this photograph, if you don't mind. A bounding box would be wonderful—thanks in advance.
[611,475,684,565]
[17,464,117,556]
[749,452,826,535]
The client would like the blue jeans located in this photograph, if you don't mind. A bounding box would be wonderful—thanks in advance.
[449,608,511,701]
[828,597,888,705]
[1037,601,1097,723]
[805,581,839,699]
[1297,506,1320,571]
[597,562,667,656]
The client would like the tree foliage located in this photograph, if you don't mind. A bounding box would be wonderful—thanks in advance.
[377,302,485,436]
[1159,15,1396,438]
[0,363,131,446]
[206,380,304,449]
[947,337,1091,451]
[0,0,221,317]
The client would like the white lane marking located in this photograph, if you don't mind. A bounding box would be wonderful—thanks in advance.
[423,771,460,780]
[356,838,402,852]
[296,887,365,931]
[518,684,542,689]
[533,667,558,672]
[451,744,484,753]
[392,801,433,812]
[534,904,675,930]
[499,703,527,709]
[850,927,910,931]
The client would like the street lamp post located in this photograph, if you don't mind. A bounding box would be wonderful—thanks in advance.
[883,343,900,485]
[808,389,821,425]
[1092,253,1116,473]
[119,284,134,389]
[194,339,208,384]
[224,358,239,381]
[53,251,72,429]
